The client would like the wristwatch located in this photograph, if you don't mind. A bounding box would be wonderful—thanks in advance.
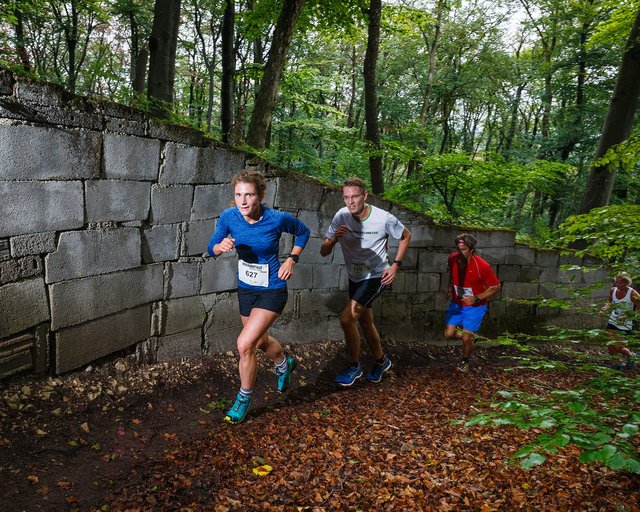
[393,260,403,267]
[287,254,300,263]
[474,295,480,304]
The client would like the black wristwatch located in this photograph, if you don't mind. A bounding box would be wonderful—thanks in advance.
[393,260,403,267]
[287,254,299,263]
[474,295,480,304]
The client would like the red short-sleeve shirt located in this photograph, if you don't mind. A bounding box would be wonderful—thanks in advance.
[448,252,500,306]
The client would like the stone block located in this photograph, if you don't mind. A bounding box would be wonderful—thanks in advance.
[404,224,435,248]
[477,230,515,247]
[159,144,198,184]
[417,272,440,292]
[539,267,560,283]
[10,232,56,257]
[33,323,49,373]
[417,250,450,273]
[401,272,418,293]
[0,239,9,261]
[54,305,151,374]
[428,226,461,248]
[0,277,49,338]
[104,133,160,180]
[86,180,151,222]
[312,263,341,289]
[49,264,164,330]
[557,268,583,284]
[0,181,84,237]
[294,237,325,265]
[582,269,611,285]
[276,314,344,341]
[160,144,244,184]
[200,147,245,184]
[504,245,536,265]
[559,253,583,266]
[536,249,559,268]
[286,263,312,290]
[45,228,141,283]
[479,247,507,265]
[519,265,540,282]
[297,289,346,316]
[157,329,202,361]
[380,294,412,323]
[204,325,242,353]
[150,184,193,224]
[166,261,199,298]
[148,121,205,145]
[497,264,519,282]
[0,125,100,180]
[202,292,242,330]
[182,219,215,256]
[319,187,345,215]
[501,281,539,300]
[0,255,42,285]
[273,177,324,210]
[297,210,334,239]
[191,184,231,220]
[201,256,237,293]
[161,295,206,335]
[142,224,179,263]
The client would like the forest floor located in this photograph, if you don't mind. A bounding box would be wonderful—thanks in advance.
[0,338,638,512]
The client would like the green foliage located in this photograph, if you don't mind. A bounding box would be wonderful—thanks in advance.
[557,204,640,271]
[464,363,640,474]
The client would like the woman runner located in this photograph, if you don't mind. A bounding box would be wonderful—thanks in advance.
[208,169,310,423]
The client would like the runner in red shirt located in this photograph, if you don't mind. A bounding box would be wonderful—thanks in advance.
[444,234,500,372]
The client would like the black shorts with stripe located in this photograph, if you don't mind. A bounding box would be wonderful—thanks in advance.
[349,278,387,308]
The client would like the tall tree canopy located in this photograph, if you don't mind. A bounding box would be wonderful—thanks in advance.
[1,0,639,243]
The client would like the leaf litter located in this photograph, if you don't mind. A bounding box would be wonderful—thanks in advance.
[0,339,637,511]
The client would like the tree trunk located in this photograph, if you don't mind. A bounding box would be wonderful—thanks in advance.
[13,6,31,72]
[246,0,306,149]
[579,5,640,213]
[133,48,148,94]
[363,0,384,195]
[147,0,182,119]
[220,0,235,143]
[129,12,147,95]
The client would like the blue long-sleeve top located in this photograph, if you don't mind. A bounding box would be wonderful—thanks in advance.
[207,205,311,290]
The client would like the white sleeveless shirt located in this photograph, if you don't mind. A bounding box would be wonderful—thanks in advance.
[609,287,635,331]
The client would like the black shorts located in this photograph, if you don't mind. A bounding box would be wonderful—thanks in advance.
[349,278,386,308]
[607,323,632,333]
[238,287,288,317]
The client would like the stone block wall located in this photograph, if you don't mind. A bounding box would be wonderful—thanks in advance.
[0,69,609,378]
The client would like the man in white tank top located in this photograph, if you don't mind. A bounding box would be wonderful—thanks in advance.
[602,273,639,370]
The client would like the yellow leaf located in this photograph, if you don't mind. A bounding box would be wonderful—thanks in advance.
[252,464,273,476]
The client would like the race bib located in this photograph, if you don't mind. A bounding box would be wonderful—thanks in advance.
[238,260,269,287]
[454,285,474,299]
[351,261,371,279]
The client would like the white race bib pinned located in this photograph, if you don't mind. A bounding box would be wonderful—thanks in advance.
[351,261,371,279]
[238,260,269,287]
[454,285,474,299]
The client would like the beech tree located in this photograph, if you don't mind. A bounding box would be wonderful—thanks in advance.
[147,0,181,118]
[363,0,383,194]
[220,0,234,142]
[246,0,306,149]
[579,4,640,213]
